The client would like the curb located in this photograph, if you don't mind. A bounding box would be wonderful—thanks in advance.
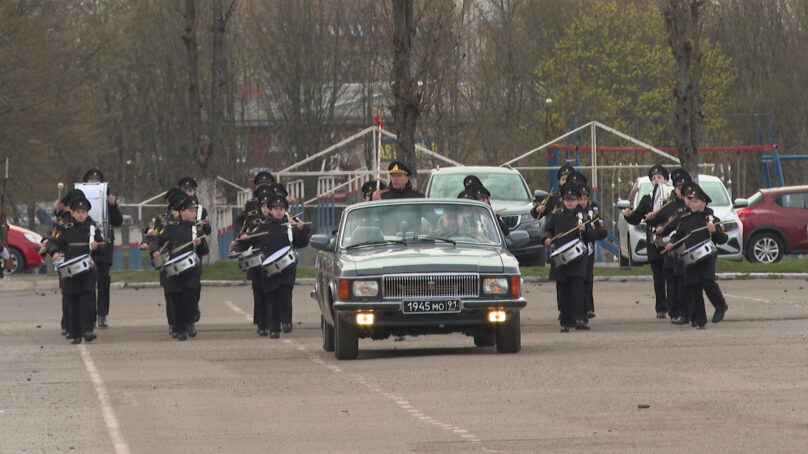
[3,274,805,292]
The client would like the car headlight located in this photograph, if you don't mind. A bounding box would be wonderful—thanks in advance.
[482,278,508,294]
[352,280,378,297]
[24,233,42,244]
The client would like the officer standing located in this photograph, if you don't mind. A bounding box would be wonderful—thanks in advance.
[371,161,424,200]
[82,168,123,328]
[45,196,103,344]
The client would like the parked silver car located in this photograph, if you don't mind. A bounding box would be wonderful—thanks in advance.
[616,174,743,265]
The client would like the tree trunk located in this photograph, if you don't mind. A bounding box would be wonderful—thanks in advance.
[665,0,704,181]
[391,0,419,183]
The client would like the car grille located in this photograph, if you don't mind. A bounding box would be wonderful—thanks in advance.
[383,274,479,299]
[501,215,520,228]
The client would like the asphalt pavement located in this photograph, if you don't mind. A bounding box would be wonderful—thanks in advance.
[1,278,807,453]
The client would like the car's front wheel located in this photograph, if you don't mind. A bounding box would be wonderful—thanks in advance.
[334,313,358,360]
[495,311,521,353]
[747,232,784,263]
[321,315,335,352]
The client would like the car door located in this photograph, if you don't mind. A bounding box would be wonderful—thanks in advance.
[775,191,808,250]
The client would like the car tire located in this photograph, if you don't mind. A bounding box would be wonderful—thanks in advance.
[321,315,335,352]
[2,247,24,275]
[473,332,496,347]
[495,311,521,353]
[334,313,358,360]
[746,232,784,264]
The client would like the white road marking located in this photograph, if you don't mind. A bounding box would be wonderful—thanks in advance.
[222,300,492,451]
[79,345,131,454]
[723,293,770,303]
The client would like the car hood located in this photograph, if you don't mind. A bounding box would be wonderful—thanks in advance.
[490,200,533,215]
[342,245,508,276]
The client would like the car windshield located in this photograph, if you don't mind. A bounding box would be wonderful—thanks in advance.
[428,173,531,202]
[340,202,502,248]
[635,179,730,206]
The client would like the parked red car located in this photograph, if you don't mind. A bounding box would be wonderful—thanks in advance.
[2,224,45,275]
[736,185,808,263]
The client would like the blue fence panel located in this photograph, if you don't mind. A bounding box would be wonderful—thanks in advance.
[128,246,143,270]
[113,247,124,270]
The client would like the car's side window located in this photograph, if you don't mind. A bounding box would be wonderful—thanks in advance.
[773,192,808,209]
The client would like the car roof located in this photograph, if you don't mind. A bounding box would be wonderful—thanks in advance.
[758,185,808,195]
[429,166,520,175]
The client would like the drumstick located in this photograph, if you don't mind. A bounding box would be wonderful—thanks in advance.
[548,223,584,243]
[68,241,107,246]
[171,235,207,254]
[664,221,735,253]
[57,182,64,203]
[281,221,312,226]
[236,231,270,241]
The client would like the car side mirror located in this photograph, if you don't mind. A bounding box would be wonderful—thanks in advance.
[616,199,630,210]
[733,198,748,208]
[309,234,334,252]
[533,189,548,203]
[505,230,530,249]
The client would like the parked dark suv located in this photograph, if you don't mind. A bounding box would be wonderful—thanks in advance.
[736,185,808,263]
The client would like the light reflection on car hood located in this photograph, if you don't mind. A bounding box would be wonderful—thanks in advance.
[342,245,508,276]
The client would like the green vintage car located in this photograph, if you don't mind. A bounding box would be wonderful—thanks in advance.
[309,198,530,359]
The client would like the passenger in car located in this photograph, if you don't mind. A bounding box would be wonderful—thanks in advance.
[466,184,510,237]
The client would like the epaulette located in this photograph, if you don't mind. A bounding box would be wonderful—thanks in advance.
[61,222,74,229]
[552,206,564,214]
[166,219,180,226]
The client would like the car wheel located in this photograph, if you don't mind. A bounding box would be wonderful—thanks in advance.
[2,247,24,275]
[334,313,358,360]
[473,332,496,347]
[321,315,335,352]
[747,232,783,263]
[495,311,521,353]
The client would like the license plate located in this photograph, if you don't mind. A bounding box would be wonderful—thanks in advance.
[401,300,461,314]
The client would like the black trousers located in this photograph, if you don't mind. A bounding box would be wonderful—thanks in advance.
[163,285,174,329]
[649,258,667,313]
[64,291,94,339]
[252,286,263,326]
[61,295,69,331]
[556,277,585,327]
[96,263,112,317]
[584,253,595,314]
[167,291,196,335]
[258,286,293,333]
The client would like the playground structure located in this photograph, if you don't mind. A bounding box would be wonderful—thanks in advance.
[104,119,798,270]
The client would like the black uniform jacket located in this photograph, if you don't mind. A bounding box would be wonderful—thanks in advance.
[668,208,729,284]
[531,191,560,220]
[233,209,265,286]
[542,205,589,280]
[380,182,424,199]
[94,201,124,265]
[47,217,103,295]
[624,189,666,261]
[148,219,209,293]
[581,201,608,245]
[655,197,689,271]
[235,215,311,292]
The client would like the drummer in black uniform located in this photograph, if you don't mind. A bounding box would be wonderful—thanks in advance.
[653,169,692,323]
[372,161,424,200]
[82,168,123,329]
[664,184,729,329]
[148,195,209,341]
[233,195,310,338]
[45,196,103,344]
[230,197,265,331]
[622,164,670,319]
[531,163,575,220]
[542,183,590,332]
[578,183,607,320]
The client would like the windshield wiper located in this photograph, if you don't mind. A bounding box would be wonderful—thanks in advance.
[414,235,456,246]
[345,239,407,250]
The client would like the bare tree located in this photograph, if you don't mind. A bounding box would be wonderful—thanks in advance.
[665,0,704,179]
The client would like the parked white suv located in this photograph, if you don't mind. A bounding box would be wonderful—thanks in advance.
[616,174,743,265]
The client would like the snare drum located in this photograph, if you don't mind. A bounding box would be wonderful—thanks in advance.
[150,252,168,269]
[238,249,264,271]
[163,251,200,277]
[262,246,297,277]
[550,239,586,266]
[679,239,717,266]
[57,254,95,279]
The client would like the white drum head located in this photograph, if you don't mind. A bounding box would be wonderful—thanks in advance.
[263,246,291,266]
